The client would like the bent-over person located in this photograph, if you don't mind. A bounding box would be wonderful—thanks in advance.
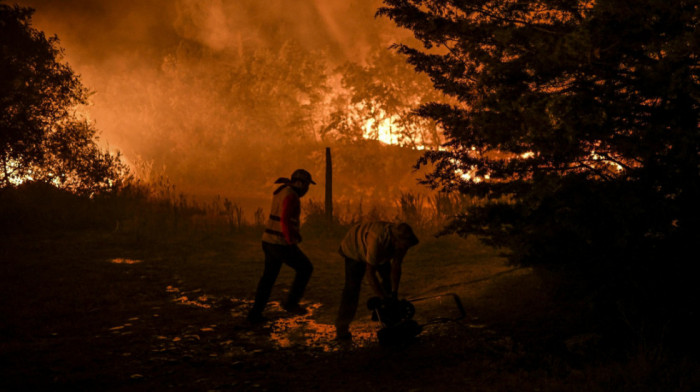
[334,221,419,340]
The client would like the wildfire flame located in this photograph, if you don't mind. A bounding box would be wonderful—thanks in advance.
[363,116,400,146]
[3,159,31,186]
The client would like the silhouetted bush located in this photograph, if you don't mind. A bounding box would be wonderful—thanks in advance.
[380,0,700,353]
[1,5,128,194]
[0,181,116,233]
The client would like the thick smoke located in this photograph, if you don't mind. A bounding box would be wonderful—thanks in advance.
[13,0,432,215]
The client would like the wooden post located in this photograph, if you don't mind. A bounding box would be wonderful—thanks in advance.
[325,147,333,223]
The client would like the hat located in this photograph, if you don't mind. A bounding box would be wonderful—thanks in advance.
[291,169,316,185]
[393,223,419,247]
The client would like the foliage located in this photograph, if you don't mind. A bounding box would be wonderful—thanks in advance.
[104,36,441,200]
[106,39,330,192]
[321,48,445,149]
[378,0,700,339]
[0,4,127,194]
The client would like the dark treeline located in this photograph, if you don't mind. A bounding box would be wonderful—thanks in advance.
[380,0,700,353]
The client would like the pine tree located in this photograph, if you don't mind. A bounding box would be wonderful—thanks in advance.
[379,0,700,336]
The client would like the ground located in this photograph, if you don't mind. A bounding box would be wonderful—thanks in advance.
[1,228,698,391]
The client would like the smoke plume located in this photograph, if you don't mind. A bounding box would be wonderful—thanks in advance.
[13,0,431,214]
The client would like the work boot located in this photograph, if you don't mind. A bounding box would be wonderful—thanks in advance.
[334,326,352,341]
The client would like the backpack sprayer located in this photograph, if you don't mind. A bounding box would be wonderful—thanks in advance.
[367,293,466,346]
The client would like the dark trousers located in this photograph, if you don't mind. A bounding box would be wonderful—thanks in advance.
[249,242,313,316]
[335,257,391,332]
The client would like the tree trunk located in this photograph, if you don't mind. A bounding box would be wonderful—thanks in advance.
[325,147,333,223]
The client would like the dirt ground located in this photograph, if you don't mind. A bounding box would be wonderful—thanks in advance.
[1,229,698,391]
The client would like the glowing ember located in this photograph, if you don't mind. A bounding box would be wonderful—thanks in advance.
[173,295,212,309]
[110,258,142,264]
[165,285,212,309]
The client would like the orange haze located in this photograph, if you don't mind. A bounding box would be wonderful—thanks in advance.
[14,0,432,215]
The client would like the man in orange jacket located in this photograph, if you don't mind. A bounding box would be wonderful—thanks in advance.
[247,169,315,324]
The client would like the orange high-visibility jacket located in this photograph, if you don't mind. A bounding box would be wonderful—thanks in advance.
[262,185,301,245]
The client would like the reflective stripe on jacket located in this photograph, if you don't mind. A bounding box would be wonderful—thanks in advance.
[262,185,301,245]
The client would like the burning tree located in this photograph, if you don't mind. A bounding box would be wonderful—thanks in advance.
[0,4,127,194]
[322,48,444,149]
[379,0,700,339]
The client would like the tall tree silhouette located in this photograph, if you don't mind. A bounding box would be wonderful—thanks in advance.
[379,0,700,334]
[0,4,126,193]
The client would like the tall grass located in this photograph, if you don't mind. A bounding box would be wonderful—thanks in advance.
[1,172,475,245]
[298,190,476,241]
[0,178,241,240]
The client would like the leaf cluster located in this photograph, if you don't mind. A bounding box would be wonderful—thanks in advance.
[1,4,127,194]
[379,0,700,322]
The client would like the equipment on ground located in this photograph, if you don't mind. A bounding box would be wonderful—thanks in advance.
[367,297,421,346]
[367,293,465,346]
